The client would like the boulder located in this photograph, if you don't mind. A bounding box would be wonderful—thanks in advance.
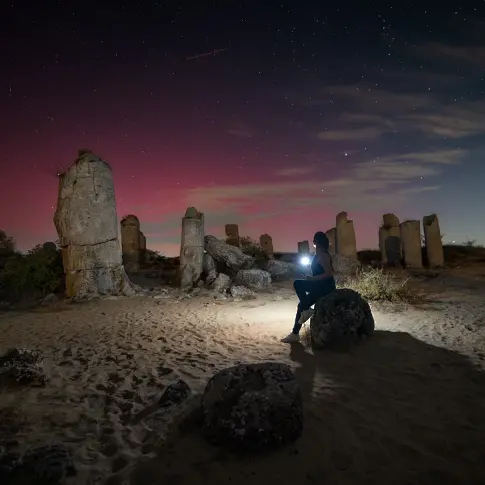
[204,236,254,272]
[202,253,217,285]
[234,269,271,290]
[331,252,361,276]
[229,285,256,300]
[210,273,231,293]
[201,362,303,451]
[0,348,48,388]
[310,289,374,348]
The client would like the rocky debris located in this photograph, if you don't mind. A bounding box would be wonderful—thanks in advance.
[201,362,303,451]
[229,285,256,300]
[204,235,254,272]
[310,289,375,349]
[0,348,48,388]
[203,253,217,285]
[0,442,76,483]
[210,273,231,293]
[159,379,191,408]
[234,269,271,290]
[40,293,58,306]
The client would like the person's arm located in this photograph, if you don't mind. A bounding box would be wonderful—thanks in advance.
[306,250,334,281]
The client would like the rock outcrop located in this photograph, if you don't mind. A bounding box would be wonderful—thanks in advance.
[201,363,303,451]
[180,207,204,290]
[53,150,133,299]
[204,235,254,272]
[310,289,374,348]
[121,214,141,273]
[423,214,444,268]
[234,269,271,290]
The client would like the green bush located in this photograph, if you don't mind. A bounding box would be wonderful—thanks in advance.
[0,242,64,303]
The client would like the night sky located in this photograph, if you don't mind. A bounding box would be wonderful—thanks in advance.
[1,2,484,256]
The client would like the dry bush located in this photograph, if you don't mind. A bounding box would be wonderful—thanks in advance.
[344,268,419,303]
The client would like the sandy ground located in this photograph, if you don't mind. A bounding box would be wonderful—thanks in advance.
[1,271,485,485]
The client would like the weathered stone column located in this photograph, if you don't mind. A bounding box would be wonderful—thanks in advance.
[54,149,132,299]
[259,234,274,258]
[335,212,357,259]
[423,214,444,268]
[298,240,310,254]
[139,231,146,264]
[379,213,401,265]
[180,207,204,289]
[225,224,240,247]
[400,220,422,268]
[121,215,140,273]
[325,227,336,254]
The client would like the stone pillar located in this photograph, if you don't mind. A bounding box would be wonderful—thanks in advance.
[259,234,274,258]
[54,149,132,299]
[379,213,401,265]
[423,214,444,268]
[139,231,146,264]
[225,224,240,247]
[400,220,422,268]
[325,227,336,254]
[180,207,204,289]
[335,212,357,259]
[298,240,310,254]
[121,215,140,273]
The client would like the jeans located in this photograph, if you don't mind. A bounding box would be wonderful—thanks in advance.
[292,278,335,334]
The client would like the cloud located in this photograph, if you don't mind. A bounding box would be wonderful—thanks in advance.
[225,121,253,138]
[275,166,316,176]
[422,42,485,66]
[317,126,387,141]
[404,101,485,138]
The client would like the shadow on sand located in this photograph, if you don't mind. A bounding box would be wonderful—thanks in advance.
[128,331,485,485]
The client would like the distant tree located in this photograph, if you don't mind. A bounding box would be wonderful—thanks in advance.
[0,229,15,254]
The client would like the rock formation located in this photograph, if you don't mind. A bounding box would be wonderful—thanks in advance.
[120,215,141,273]
[234,269,271,290]
[423,214,444,268]
[53,150,133,299]
[180,207,204,289]
[325,227,336,253]
[259,234,274,258]
[139,231,146,264]
[335,212,357,259]
[297,240,310,254]
[203,253,217,285]
[204,235,254,272]
[400,220,422,268]
[201,362,303,451]
[310,289,374,348]
[225,224,240,247]
[379,213,401,266]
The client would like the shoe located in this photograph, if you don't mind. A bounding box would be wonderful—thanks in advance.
[281,333,300,343]
[298,309,314,325]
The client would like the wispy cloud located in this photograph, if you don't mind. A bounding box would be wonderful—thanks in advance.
[225,120,253,138]
[317,126,387,141]
[422,42,485,66]
[275,166,316,176]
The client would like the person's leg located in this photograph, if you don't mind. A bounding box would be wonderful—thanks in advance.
[281,281,316,342]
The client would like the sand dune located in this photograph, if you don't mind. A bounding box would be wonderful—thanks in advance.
[1,274,485,484]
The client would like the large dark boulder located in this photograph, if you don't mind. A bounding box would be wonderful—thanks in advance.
[310,288,374,348]
[262,260,302,280]
[204,236,254,272]
[201,362,303,452]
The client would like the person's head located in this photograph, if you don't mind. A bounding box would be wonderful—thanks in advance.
[313,231,329,250]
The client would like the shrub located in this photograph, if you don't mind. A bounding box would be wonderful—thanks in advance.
[0,243,64,303]
[239,236,266,259]
[344,268,417,303]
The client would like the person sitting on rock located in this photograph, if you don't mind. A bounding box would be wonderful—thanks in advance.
[281,231,336,343]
